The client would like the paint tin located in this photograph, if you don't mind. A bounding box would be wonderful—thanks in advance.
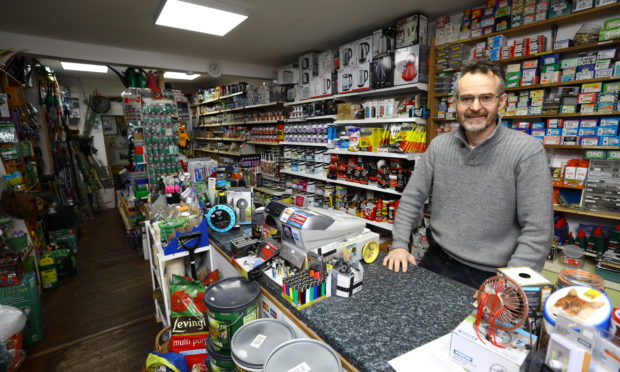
[543,286,612,334]
[263,339,342,372]
[231,319,296,372]
[206,337,236,372]
[204,277,261,352]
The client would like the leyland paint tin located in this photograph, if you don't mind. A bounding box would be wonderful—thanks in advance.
[231,319,296,372]
[263,339,342,372]
[204,277,261,352]
[206,337,236,372]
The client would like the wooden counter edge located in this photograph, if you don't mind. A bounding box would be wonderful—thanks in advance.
[209,239,360,372]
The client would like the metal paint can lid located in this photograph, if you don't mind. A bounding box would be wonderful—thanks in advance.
[231,319,296,369]
[263,339,342,372]
[204,277,260,313]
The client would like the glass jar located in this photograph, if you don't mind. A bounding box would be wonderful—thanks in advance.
[560,244,585,268]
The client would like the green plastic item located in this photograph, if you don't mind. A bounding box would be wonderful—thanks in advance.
[586,225,607,255]
[5,234,27,252]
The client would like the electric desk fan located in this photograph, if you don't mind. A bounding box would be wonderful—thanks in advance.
[473,275,529,348]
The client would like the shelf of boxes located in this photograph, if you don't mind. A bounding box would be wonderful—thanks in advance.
[437,2,620,47]
[326,149,422,160]
[332,117,428,125]
[279,141,330,147]
[333,83,429,100]
[193,91,245,106]
[280,169,403,196]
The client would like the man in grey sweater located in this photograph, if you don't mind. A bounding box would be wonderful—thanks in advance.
[383,59,553,287]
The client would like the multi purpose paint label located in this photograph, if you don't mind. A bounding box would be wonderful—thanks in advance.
[287,361,311,372]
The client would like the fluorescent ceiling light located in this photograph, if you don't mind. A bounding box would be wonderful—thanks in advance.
[61,62,108,73]
[164,71,201,80]
[155,0,247,36]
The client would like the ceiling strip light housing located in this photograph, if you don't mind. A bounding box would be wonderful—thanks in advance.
[60,62,108,73]
[164,71,201,80]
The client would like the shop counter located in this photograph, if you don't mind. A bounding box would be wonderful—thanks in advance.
[209,229,474,372]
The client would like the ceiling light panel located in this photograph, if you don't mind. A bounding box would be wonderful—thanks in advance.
[164,72,201,80]
[60,62,108,73]
[155,0,247,36]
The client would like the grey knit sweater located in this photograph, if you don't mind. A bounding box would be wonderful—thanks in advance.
[391,124,553,272]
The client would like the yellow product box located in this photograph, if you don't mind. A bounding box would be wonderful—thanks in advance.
[359,128,382,152]
[581,82,603,93]
[529,89,545,98]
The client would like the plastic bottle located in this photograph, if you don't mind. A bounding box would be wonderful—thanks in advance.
[566,231,575,245]
[586,225,607,256]
[575,227,588,248]
[609,224,620,250]
[39,253,59,290]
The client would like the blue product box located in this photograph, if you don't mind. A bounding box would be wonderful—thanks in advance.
[553,39,573,49]
[577,64,596,73]
[489,47,501,61]
[600,117,620,126]
[547,128,562,135]
[531,121,546,129]
[598,125,619,136]
[599,136,620,146]
[531,129,546,136]
[563,127,579,136]
[561,74,576,82]
[580,119,599,127]
[532,136,545,141]
[578,127,597,136]
[541,53,560,65]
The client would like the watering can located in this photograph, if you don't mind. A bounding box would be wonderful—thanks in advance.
[146,70,159,90]
[107,66,148,88]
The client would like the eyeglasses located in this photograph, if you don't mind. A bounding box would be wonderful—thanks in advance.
[456,94,502,106]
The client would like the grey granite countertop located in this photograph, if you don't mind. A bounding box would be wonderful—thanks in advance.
[210,229,474,372]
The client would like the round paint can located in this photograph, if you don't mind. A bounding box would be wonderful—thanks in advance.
[543,285,612,334]
[263,339,342,372]
[204,277,261,352]
[206,337,236,372]
[231,319,296,372]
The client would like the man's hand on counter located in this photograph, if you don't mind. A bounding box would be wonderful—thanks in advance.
[383,248,417,272]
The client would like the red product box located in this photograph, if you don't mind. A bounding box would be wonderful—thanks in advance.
[577,92,597,104]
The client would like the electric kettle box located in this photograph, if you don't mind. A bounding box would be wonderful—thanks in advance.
[371,54,395,89]
[372,27,396,57]
[394,45,428,85]
[338,65,371,93]
[311,74,334,98]
[318,50,336,75]
[299,52,319,76]
[395,13,429,49]
[354,35,374,66]
[339,42,357,69]
[276,64,300,85]
[449,312,535,372]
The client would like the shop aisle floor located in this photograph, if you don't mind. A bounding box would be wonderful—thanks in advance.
[21,208,160,371]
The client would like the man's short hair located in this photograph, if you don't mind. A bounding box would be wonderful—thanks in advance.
[453,59,506,98]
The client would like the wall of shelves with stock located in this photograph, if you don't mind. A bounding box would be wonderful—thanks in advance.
[191,82,430,238]
[428,1,620,290]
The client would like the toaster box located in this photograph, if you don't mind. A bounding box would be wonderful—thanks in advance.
[395,13,429,48]
[394,45,428,85]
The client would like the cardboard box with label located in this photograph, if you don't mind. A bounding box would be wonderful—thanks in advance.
[450,312,536,372]
[394,45,428,85]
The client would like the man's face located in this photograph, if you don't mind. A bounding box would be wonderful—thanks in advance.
[455,71,507,134]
